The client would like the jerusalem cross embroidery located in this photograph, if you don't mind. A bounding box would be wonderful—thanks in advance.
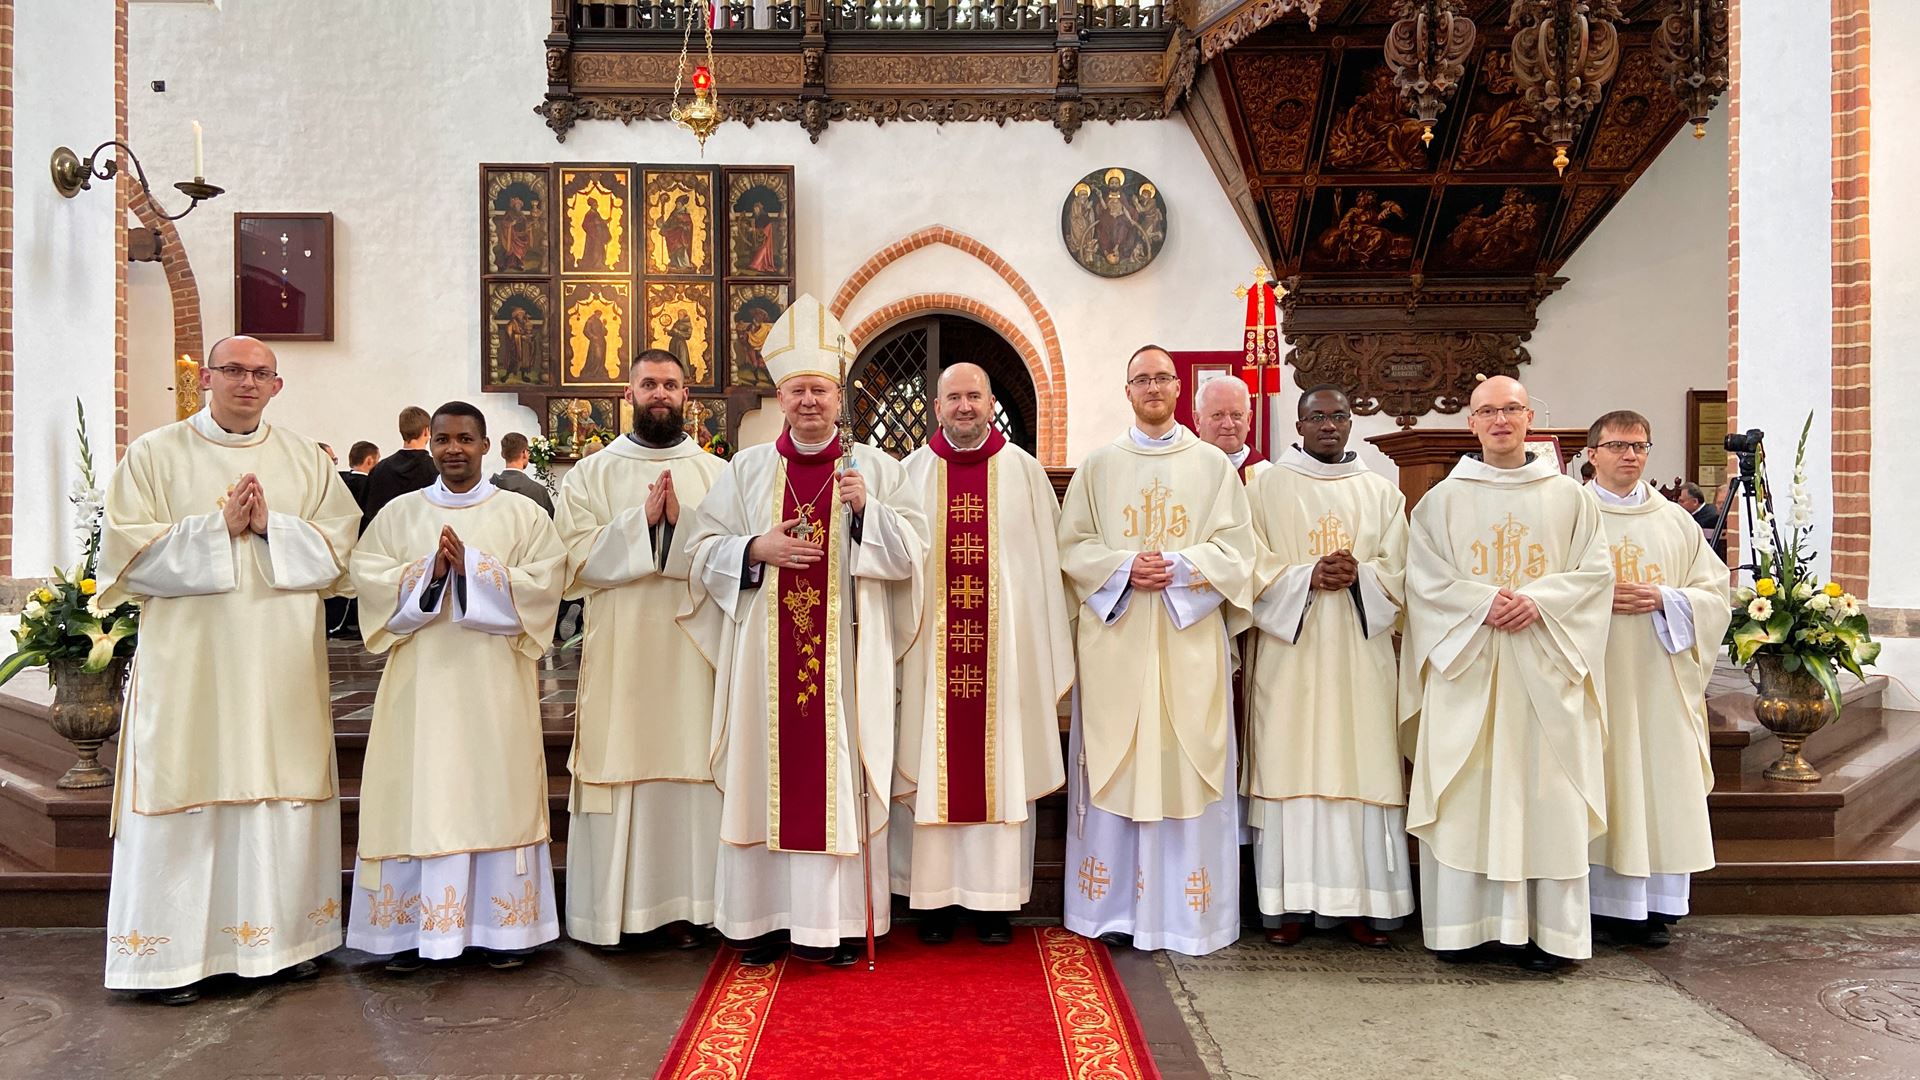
[950,492,985,524]
[1122,477,1189,550]
[1468,513,1548,588]
[1610,536,1665,584]
[1185,867,1213,913]
[1077,856,1112,900]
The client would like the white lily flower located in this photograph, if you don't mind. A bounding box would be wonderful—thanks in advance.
[23,599,46,620]
[1792,581,1814,601]
[1807,592,1831,613]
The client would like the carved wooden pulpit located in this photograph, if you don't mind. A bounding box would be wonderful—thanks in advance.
[1367,428,1591,510]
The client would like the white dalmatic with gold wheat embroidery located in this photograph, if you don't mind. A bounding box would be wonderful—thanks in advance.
[346,479,567,958]
[95,408,360,990]
[889,430,1074,911]
[1586,481,1731,921]
[1244,448,1415,926]
[1059,426,1255,955]
[557,434,728,943]
[1400,455,1613,959]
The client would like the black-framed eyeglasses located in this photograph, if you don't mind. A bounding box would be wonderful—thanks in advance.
[1594,440,1653,455]
[1469,404,1531,421]
[1127,374,1178,389]
[1304,411,1352,424]
[209,365,279,384]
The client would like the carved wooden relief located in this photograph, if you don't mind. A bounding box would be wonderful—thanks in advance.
[1453,51,1554,172]
[1302,186,1430,273]
[1585,48,1680,171]
[1288,330,1528,427]
[1224,50,1325,174]
[1427,185,1555,274]
[1264,187,1305,271]
[1323,59,1433,172]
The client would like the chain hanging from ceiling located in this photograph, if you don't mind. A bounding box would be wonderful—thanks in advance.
[1383,0,1478,148]
[1653,0,1731,139]
[1506,0,1626,174]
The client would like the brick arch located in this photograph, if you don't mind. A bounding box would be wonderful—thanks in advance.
[831,226,1067,465]
[123,177,206,420]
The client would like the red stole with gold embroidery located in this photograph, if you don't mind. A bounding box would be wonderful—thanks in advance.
[1237,447,1267,485]
[769,430,841,852]
[928,427,1006,823]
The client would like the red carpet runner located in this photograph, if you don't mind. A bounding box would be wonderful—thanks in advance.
[654,926,1161,1079]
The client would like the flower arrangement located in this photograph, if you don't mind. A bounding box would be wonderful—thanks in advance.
[1723,412,1879,708]
[0,401,141,684]
[526,434,560,495]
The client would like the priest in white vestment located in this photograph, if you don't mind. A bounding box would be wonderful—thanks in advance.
[558,349,728,949]
[97,337,360,1004]
[347,402,567,971]
[1244,386,1415,947]
[1400,376,1613,972]
[681,295,927,967]
[891,363,1074,944]
[1060,346,1256,956]
[1583,410,1731,947]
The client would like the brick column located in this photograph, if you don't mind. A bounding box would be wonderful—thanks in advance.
[1724,0,1740,562]
[1828,0,1871,596]
[0,0,14,575]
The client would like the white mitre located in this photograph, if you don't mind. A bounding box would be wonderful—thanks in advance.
[762,293,855,386]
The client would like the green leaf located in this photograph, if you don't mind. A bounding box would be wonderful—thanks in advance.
[1803,655,1844,715]
[1781,653,1802,672]
[0,649,47,686]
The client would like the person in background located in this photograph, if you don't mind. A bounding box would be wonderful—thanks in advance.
[361,407,438,532]
[492,432,556,517]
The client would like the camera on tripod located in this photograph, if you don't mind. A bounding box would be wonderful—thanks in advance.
[1724,429,1765,455]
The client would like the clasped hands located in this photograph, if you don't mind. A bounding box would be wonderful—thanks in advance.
[1310,550,1359,592]
[1612,581,1662,616]
[222,474,270,537]
[431,525,467,581]
[645,471,681,527]
[1483,587,1541,632]
[746,470,864,572]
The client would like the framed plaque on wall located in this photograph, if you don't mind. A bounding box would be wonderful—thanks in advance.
[1687,389,1729,489]
[234,212,335,341]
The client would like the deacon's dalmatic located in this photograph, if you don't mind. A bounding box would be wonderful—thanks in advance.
[680,295,927,964]
[892,364,1074,942]
[1243,388,1414,945]
[1060,347,1255,956]
[96,338,360,999]
[1583,413,1731,941]
[1400,376,1613,968]
[347,405,567,966]
[557,351,728,948]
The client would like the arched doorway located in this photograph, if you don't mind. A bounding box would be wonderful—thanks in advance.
[847,315,1037,458]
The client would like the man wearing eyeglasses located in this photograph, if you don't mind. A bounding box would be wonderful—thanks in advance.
[1583,411,1730,949]
[95,336,362,1004]
[1059,345,1256,956]
[1399,375,1613,972]
[1242,385,1414,948]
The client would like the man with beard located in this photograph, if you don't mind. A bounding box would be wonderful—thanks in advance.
[96,336,360,1004]
[893,363,1074,945]
[557,349,729,950]
[681,295,926,968]
[1400,376,1612,972]
[1243,386,1414,947]
[1060,346,1255,956]
[1583,411,1730,948]
[348,402,567,972]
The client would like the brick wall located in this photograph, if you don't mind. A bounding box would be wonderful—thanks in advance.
[1724,0,1741,564]
[0,0,14,576]
[1829,0,1871,597]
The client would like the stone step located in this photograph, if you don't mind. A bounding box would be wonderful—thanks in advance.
[1695,793,1920,916]
[1707,704,1920,841]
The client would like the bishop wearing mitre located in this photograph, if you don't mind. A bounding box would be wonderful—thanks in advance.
[1400,376,1613,972]
[348,402,567,971]
[97,337,360,1005]
[1060,345,1255,956]
[1243,386,1414,947]
[557,349,728,949]
[892,363,1074,945]
[681,295,927,967]
[1583,410,1731,947]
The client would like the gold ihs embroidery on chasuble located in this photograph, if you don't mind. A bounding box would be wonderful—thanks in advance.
[1468,512,1550,587]
[1307,510,1354,557]
[1609,535,1665,584]
[1121,476,1189,550]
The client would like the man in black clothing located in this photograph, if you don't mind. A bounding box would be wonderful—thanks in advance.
[1679,482,1721,530]
[360,406,437,532]
[341,440,380,510]
[490,432,555,516]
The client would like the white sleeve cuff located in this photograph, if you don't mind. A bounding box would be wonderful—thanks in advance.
[1251,564,1316,644]
[578,506,658,588]
[1652,585,1696,654]
[850,504,917,581]
[453,547,526,636]
[120,511,238,598]
[385,556,445,634]
[259,511,344,592]
[1353,563,1400,640]
[1162,553,1225,630]
[701,534,756,621]
[1088,557,1134,625]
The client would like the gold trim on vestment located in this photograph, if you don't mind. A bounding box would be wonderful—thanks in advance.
[766,459,785,849]
[824,479,843,851]
[985,455,1001,823]
[934,460,950,822]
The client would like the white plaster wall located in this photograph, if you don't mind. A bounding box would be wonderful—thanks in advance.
[1729,0,1834,581]
[13,0,120,574]
[1871,0,1920,610]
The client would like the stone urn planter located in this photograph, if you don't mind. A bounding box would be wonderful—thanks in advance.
[45,656,130,789]
[1749,652,1835,783]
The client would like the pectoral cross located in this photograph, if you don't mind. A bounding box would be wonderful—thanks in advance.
[788,504,826,547]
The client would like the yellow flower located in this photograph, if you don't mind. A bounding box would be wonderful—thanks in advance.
[79,579,97,595]
[1824,582,1844,597]
[35,587,54,604]
[1755,578,1777,598]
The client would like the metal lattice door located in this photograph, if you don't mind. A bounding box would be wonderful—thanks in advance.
[848,315,1037,458]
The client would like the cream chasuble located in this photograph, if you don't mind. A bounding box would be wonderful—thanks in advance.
[681,435,927,947]
[1588,481,1731,915]
[556,434,728,942]
[1244,448,1414,923]
[1058,425,1255,822]
[98,408,358,990]
[891,430,1073,910]
[1400,454,1612,957]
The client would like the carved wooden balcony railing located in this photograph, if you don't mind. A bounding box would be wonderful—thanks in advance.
[540,0,1186,142]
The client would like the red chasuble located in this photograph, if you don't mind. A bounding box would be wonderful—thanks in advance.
[1236,446,1267,485]
[769,430,842,852]
[928,427,1007,823]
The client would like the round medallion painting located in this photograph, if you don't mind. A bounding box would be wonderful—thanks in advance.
[1062,167,1167,278]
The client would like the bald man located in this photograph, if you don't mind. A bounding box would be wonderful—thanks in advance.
[1194,377,1269,484]
[1399,376,1613,971]
[893,364,1074,944]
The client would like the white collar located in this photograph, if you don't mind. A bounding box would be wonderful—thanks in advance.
[188,407,269,447]
[612,434,703,462]
[1277,445,1368,479]
[1128,426,1180,448]
[791,434,837,455]
[1225,445,1250,468]
[422,477,498,508]
[1448,453,1562,485]
[946,431,990,452]
[1586,479,1646,506]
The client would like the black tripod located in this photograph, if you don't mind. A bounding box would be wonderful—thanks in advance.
[1711,428,1782,580]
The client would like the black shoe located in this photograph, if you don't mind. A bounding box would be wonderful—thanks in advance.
[153,985,200,1006]
[1434,948,1479,964]
[976,913,1013,945]
[1096,931,1133,948]
[486,950,529,971]
[918,909,957,945]
[285,959,320,980]
[740,943,787,967]
[599,938,631,954]
[1517,942,1569,974]
[826,941,863,967]
[383,950,425,974]
[1644,923,1672,948]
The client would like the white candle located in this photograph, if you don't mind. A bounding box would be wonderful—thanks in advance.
[192,120,203,179]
